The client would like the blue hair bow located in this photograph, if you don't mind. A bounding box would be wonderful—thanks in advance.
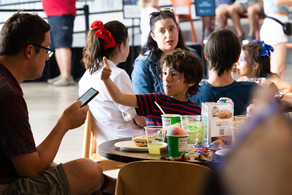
[251,40,274,57]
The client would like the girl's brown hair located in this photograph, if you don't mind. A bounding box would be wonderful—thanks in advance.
[242,42,272,78]
[83,20,128,74]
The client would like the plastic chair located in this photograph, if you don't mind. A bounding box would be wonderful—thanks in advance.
[170,0,197,43]
[82,111,125,171]
[115,160,212,195]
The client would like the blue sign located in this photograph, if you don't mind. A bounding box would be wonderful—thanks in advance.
[195,0,216,16]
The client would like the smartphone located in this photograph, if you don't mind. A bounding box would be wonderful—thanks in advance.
[78,87,99,107]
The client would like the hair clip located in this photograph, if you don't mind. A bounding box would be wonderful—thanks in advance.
[251,40,274,57]
[91,20,117,50]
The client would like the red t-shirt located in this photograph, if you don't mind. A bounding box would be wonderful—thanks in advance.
[42,0,77,17]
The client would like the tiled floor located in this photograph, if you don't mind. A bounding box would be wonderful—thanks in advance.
[22,65,292,165]
[22,83,83,164]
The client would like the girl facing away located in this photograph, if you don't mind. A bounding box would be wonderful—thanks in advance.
[236,40,292,94]
[79,20,145,145]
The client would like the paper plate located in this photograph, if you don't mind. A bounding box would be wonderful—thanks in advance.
[114,141,148,152]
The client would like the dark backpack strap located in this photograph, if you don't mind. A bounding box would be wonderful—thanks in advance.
[266,15,284,26]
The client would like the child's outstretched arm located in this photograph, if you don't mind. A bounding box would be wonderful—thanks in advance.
[101,57,139,108]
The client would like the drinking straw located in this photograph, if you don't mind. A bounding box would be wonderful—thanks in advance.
[154,101,166,115]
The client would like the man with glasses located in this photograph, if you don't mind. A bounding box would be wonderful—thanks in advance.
[0,12,115,194]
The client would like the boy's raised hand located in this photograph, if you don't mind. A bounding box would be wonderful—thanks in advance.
[101,56,112,80]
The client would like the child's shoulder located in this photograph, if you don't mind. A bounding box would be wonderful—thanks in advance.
[234,80,259,87]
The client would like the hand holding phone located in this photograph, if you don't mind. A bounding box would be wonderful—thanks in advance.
[78,87,99,107]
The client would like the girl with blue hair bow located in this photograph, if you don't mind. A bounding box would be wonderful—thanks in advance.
[236,40,292,94]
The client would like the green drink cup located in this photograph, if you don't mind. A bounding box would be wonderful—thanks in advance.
[145,126,165,155]
[161,114,181,128]
[180,115,202,147]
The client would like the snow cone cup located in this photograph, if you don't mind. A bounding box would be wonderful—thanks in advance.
[167,125,188,158]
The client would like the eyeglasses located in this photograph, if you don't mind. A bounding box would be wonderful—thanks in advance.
[33,44,55,57]
[150,8,174,17]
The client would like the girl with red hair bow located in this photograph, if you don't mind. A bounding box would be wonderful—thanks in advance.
[79,20,146,144]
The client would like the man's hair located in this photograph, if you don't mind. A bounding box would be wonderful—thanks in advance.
[204,28,241,76]
[160,49,204,96]
[83,20,128,74]
[242,42,272,78]
[0,12,51,56]
[141,9,188,56]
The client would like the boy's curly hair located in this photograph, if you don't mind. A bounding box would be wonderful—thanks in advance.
[160,49,204,96]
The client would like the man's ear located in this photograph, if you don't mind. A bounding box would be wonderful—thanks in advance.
[24,45,33,59]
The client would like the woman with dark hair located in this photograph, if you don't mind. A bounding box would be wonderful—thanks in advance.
[131,8,198,94]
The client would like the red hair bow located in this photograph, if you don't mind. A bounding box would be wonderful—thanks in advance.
[91,20,117,50]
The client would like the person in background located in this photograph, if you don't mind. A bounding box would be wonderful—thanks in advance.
[190,28,258,115]
[42,0,76,86]
[216,0,263,42]
[236,40,292,94]
[138,0,160,47]
[79,20,145,144]
[0,12,115,194]
[131,8,198,94]
[203,0,233,41]
[101,49,203,126]
[260,0,292,78]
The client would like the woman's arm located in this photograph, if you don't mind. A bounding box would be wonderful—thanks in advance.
[269,75,292,94]
[101,57,139,108]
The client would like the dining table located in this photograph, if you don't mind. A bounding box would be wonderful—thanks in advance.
[98,137,218,168]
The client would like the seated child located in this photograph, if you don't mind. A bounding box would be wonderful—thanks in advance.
[101,49,204,126]
[190,28,259,115]
[79,20,145,144]
[236,40,292,94]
